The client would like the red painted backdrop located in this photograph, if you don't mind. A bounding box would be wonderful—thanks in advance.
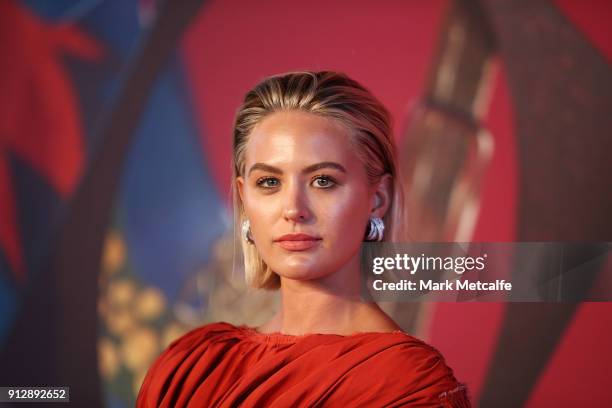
[181,0,612,405]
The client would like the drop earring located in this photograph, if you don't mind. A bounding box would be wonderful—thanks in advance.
[242,219,254,244]
[365,217,385,242]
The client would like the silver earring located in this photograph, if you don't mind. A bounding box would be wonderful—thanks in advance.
[242,219,254,244]
[365,217,385,242]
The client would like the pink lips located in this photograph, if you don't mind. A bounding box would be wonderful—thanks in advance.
[274,233,321,251]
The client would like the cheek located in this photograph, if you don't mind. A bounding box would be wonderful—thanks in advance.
[243,184,280,217]
[317,187,371,240]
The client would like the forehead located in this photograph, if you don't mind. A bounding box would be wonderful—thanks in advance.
[245,110,356,166]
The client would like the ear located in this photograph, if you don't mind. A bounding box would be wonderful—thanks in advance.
[236,176,245,203]
[370,174,392,219]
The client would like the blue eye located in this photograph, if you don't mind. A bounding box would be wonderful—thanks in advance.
[256,177,280,188]
[312,175,336,188]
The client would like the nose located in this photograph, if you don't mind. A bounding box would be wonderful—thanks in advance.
[282,180,311,223]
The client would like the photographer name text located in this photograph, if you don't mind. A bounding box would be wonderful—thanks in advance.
[372,279,512,291]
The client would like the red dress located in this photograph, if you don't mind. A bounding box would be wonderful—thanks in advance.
[137,322,470,407]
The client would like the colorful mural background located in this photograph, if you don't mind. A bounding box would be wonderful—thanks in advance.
[1,0,611,406]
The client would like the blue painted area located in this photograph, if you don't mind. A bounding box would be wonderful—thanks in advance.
[64,0,144,156]
[79,0,142,57]
[23,0,142,56]
[118,56,228,302]
[0,252,18,347]
[22,0,103,22]
[63,54,121,159]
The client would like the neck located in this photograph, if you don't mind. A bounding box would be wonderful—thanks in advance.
[261,254,398,335]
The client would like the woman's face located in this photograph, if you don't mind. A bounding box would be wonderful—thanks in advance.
[237,110,383,282]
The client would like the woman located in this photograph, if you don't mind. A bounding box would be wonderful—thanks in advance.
[137,71,470,407]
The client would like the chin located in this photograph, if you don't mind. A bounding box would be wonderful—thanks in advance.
[272,262,326,280]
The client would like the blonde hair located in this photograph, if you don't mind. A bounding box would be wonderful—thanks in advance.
[233,71,407,289]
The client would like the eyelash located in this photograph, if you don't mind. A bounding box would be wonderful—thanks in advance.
[255,175,338,189]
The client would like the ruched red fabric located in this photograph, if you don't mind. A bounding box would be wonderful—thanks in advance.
[137,321,470,407]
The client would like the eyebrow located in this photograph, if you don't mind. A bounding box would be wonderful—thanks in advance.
[247,161,347,176]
